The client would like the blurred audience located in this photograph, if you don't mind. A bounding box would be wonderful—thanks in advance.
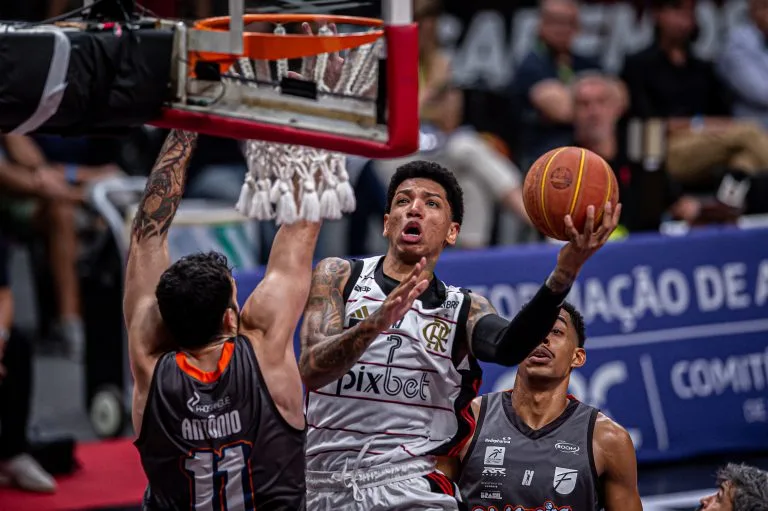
[185,135,248,203]
[0,135,117,362]
[717,0,768,129]
[621,0,768,189]
[571,72,716,230]
[0,236,57,494]
[509,0,600,170]
[697,463,768,511]
[415,0,460,132]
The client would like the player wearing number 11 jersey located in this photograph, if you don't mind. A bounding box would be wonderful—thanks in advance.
[124,130,320,510]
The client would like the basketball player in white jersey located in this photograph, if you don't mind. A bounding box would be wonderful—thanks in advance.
[299,160,621,509]
[447,301,642,511]
[124,130,321,510]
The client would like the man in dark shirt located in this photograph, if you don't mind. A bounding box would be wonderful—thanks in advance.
[572,71,742,231]
[509,0,601,171]
[620,0,768,187]
[571,71,703,232]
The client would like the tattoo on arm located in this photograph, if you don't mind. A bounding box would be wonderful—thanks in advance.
[300,259,381,388]
[132,130,198,243]
[465,294,498,343]
[546,266,576,294]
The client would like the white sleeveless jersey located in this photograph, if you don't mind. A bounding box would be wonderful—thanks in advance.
[305,256,483,471]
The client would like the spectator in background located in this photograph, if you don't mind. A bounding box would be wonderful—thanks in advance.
[698,463,768,511]
[717,0,768,129]
[621,0,768,189]
[415,0,455,126]
[571,72,731,230]
[0,237,57,494]
[509,0,600,171]
[0,136,96,362]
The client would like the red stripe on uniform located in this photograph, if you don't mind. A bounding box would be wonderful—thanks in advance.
[426,472,454,496]
[448,377,482,456]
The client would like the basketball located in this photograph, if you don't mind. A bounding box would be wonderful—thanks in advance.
[523,146,619,241]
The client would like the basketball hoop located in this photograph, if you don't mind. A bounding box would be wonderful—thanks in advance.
[191,14,384,70]
[153,4,419,159]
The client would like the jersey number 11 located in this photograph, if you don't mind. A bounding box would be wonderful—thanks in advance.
[184,441,255,511]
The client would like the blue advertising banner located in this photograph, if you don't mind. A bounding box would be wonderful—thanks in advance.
[234,225,768,463]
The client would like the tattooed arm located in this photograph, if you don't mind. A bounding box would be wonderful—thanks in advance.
[299,258,374,390]
[123,130,197,380]
[299,257,429,390]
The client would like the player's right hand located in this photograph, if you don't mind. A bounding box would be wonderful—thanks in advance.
[369,257,430,331]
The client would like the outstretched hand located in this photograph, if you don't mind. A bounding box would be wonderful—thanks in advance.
[285,22,345,91]
[558,202,622,272]
[369,257,430,331]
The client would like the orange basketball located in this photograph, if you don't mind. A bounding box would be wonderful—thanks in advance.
[523,146,619,241]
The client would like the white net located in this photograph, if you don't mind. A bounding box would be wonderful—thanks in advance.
[230,24,383,225]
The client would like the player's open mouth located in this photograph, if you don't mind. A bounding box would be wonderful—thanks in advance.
[528,347,553,363]
[401,222,423,244]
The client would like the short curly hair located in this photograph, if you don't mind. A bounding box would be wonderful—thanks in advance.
[717,463,768,511]
[386,160,464,225]
[156,251,234,350]
[561,301,586,348]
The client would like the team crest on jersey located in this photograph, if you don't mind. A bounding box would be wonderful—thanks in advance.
[553,467,578,495]
[422,319,451,353]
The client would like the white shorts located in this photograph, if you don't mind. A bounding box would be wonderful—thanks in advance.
[306,457,464,511]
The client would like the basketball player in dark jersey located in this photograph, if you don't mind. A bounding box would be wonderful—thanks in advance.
[299,160,621,509]
[445,302,642,511]
[123,130,320,510]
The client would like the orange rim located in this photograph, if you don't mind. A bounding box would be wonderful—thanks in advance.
[192,14,384,64]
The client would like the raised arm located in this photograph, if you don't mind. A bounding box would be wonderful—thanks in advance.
[299,257,429,390]
[594,414,643,511]
[238,219,322,348]
[466,204,620,366]
[123,130,197,379]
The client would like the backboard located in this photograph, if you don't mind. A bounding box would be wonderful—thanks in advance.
[153,0,418,158]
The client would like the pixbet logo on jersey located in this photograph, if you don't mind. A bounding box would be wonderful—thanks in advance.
[334,335,430,401]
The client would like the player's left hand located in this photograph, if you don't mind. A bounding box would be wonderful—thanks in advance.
[557,202,622,272]
[298,22,344,91]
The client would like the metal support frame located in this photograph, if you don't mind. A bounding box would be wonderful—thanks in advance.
[187,0,244,56]
[382,0,413,26]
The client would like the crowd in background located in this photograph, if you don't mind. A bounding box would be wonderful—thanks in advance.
[1,0,768,496]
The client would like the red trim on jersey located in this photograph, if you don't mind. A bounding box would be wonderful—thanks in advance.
[176,341,235,383]
[448,377,482,456]
[426,472,454,496]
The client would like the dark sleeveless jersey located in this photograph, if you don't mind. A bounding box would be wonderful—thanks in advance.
[458,392,601,511]
[134,335,306,511]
